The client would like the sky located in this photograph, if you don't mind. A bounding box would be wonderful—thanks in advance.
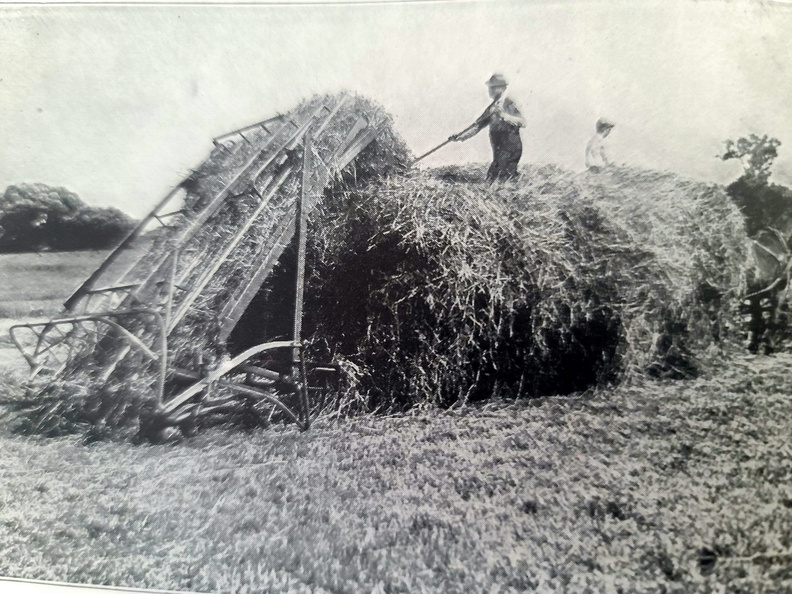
[0,0,790,218]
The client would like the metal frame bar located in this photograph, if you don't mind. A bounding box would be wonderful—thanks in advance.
[160,340,309,429]
[84,284,139,296]
[64,186,184,311]
[10,309,168,401]
[291,135,313,428]
[212,114,287,147]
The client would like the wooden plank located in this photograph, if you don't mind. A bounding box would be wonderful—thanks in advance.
[240,364,283,381]
[312,94,349,138]
[336,116,369,160]
[216,156,332,341]
[292,135,312,363]
[161,340,296,413]
[216,214,296,341]
[335,125,382,170]
[84,284,140,295]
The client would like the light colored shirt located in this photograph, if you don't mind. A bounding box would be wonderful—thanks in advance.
[585,132,611,169]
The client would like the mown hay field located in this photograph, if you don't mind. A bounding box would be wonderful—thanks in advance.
[0,250,108,319]
[0,244,149,318]
[0,356,791,592]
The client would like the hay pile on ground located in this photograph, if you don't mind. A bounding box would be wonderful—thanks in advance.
[300,164,750,412]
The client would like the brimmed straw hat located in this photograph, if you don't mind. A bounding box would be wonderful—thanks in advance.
[486,73,508,87]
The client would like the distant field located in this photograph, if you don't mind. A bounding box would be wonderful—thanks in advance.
[0,245,149,318]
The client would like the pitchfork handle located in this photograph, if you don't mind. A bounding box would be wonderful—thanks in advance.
[413,138,455,164]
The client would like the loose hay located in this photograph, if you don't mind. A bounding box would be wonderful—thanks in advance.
[301,164,750,412]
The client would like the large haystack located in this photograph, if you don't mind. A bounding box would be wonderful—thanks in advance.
[294,164,749,411]
[6,92,752,437]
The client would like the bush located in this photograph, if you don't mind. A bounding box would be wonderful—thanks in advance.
[726,176,792,237]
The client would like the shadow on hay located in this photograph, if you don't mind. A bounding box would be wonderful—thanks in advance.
[269,164,747,413]
[299,231,625,409]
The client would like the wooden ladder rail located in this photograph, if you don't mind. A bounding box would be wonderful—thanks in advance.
[162,98,345,333]
[215,119,384,341]
[63,186,184,312]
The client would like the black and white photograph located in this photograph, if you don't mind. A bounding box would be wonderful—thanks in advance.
[0,0,791,592]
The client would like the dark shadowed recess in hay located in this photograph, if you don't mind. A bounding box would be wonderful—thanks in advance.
[227,135,412,370]
[255,163,748,413]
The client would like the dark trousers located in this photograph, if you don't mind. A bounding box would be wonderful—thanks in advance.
[487,136,522,182]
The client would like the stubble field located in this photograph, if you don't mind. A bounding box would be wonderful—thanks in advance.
[0,251,791,593]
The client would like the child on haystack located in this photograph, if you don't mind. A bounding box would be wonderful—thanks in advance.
[586,117,615,172]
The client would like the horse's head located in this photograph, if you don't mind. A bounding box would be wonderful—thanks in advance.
[747,227,791,294]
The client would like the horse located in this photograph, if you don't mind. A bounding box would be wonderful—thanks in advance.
[745,227,792,353]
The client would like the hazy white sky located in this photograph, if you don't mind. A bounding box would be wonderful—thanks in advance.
[0,0,790,218]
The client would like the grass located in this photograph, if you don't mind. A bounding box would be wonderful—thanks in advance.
[0,176,784,590]
[0,354,791,592]
[0,245,150,318]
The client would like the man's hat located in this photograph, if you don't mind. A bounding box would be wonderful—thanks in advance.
[596,117,615,129]
[486,73,508,87]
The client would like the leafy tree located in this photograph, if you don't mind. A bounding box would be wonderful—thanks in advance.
[726,177,792,237]
[0,183,136,252]
[720,134,781,184]
[720,135,792,237]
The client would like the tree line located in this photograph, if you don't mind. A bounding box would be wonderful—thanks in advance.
[0,184,136,253]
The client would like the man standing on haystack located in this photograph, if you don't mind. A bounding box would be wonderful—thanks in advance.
[585,117,615,171]
[451,73,526,182]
